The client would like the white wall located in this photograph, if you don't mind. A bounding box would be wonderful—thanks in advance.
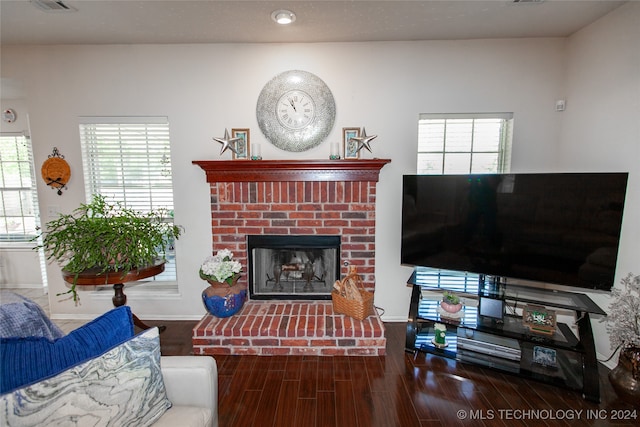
[1,38,568,322]
[1,3,637,371]
[3,4,638,366]
[0,248,43,287]
[559,1,640,367]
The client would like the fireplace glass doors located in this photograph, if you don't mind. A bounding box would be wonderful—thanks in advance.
[247,235,340,300]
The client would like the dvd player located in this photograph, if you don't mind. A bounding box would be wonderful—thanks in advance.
[458,348,521,374]
[457,328,521,361]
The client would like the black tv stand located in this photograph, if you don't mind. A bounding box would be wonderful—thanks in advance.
[405,268,606,403]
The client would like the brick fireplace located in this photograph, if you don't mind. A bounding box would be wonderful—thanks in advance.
[191,159,390,355]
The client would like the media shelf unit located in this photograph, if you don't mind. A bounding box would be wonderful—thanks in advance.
[405,268,606,402]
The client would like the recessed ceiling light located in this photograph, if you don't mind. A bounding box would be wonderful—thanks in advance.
[271,9,296,25]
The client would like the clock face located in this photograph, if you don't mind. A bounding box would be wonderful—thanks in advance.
[276,90,316,130]
[257,70,335,152]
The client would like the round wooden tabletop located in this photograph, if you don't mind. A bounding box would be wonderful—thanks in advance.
[62,261,165,286]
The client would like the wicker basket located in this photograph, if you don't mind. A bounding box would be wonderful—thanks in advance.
[331,267,374,321]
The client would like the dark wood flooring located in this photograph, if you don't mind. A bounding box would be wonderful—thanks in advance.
[149,320,639,427]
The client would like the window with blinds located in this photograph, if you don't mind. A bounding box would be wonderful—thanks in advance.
[417,113,513,174]
[79,117,177,282]
[0,134,39,243]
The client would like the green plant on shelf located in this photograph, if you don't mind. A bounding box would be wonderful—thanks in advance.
[442,291,460,305]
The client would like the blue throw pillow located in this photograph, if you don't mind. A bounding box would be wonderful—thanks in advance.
[0,328,171,427]
[0,306,134,394]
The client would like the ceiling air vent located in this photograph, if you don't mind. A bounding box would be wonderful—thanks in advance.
[31,0,77,12]
[513,0,545,3]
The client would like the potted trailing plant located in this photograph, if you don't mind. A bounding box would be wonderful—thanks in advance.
[37,194,182,302]
[603,272,640,404]
[199,249,246,317]
[440,290,462,313]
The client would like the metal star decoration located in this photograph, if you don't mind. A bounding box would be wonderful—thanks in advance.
[350,127,378,154]
[213,129,242,155]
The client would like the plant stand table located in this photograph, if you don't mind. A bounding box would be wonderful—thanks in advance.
[62,261,166,332]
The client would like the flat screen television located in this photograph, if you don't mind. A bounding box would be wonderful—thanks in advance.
[401,173,628,291]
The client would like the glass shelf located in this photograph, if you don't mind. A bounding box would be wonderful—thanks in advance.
[501,284,606,315]
[414,326,458,358]
[417,299,479,328]
[412,322,583,389]
[519,342,584,390]
[406,267,603,402]
[408,267,480,297]
[408,267,606,315]
[415,299,580,351]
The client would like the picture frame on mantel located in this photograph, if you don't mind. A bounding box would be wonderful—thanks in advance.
[231,128,250,160]
[343,127,360,159]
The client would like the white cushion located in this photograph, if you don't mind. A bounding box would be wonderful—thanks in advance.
[160,355,217,419]
[153,406,213,427]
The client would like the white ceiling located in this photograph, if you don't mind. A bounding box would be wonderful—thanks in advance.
[0,0,627,45]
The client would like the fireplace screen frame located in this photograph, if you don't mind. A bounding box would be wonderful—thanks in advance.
[247,235,341,300]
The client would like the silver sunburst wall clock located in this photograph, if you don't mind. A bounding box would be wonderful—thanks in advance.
[256,70,336,152]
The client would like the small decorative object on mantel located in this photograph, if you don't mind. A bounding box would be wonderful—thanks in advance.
[199,249,246,317]
[342,127,360,159]
[331,265,374,320]
[231,128,250,160]
[523,304,556,336]
[349,127,377,155]
[329,142,340,160]
[213,129,241,156]
[251,143,262,160]
[41,147,70,196]
[603,272,640,404]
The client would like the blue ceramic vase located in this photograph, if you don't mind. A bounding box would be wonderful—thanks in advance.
[201,278,246,317]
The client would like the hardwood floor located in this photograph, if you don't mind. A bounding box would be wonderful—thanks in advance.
[154,320,638,427]
[7,287,636,425]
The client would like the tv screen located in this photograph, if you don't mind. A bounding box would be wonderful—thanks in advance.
[401,173,628,291]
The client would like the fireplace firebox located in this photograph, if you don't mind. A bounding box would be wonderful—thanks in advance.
[247,235,340,300]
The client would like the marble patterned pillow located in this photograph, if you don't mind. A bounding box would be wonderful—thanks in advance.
[0,327,171,427]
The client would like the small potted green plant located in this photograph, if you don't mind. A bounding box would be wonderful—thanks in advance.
[441,290,462,313]
[37,194,183,302]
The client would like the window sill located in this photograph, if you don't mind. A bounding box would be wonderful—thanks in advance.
[0,242,38,250]
[88,281,180,300]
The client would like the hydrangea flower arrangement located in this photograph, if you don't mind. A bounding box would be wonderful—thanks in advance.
[605,273,640,350]
[199,249,243,286]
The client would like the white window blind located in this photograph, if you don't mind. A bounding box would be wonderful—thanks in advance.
[0,133,39,242]
[417,113,513,175]
[79,117,177,282]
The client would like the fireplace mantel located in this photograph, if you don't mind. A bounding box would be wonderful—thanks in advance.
[192,159,391,182]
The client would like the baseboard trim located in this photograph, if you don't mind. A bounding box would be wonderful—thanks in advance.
[50,313,206,322]
[0,284,46,290]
